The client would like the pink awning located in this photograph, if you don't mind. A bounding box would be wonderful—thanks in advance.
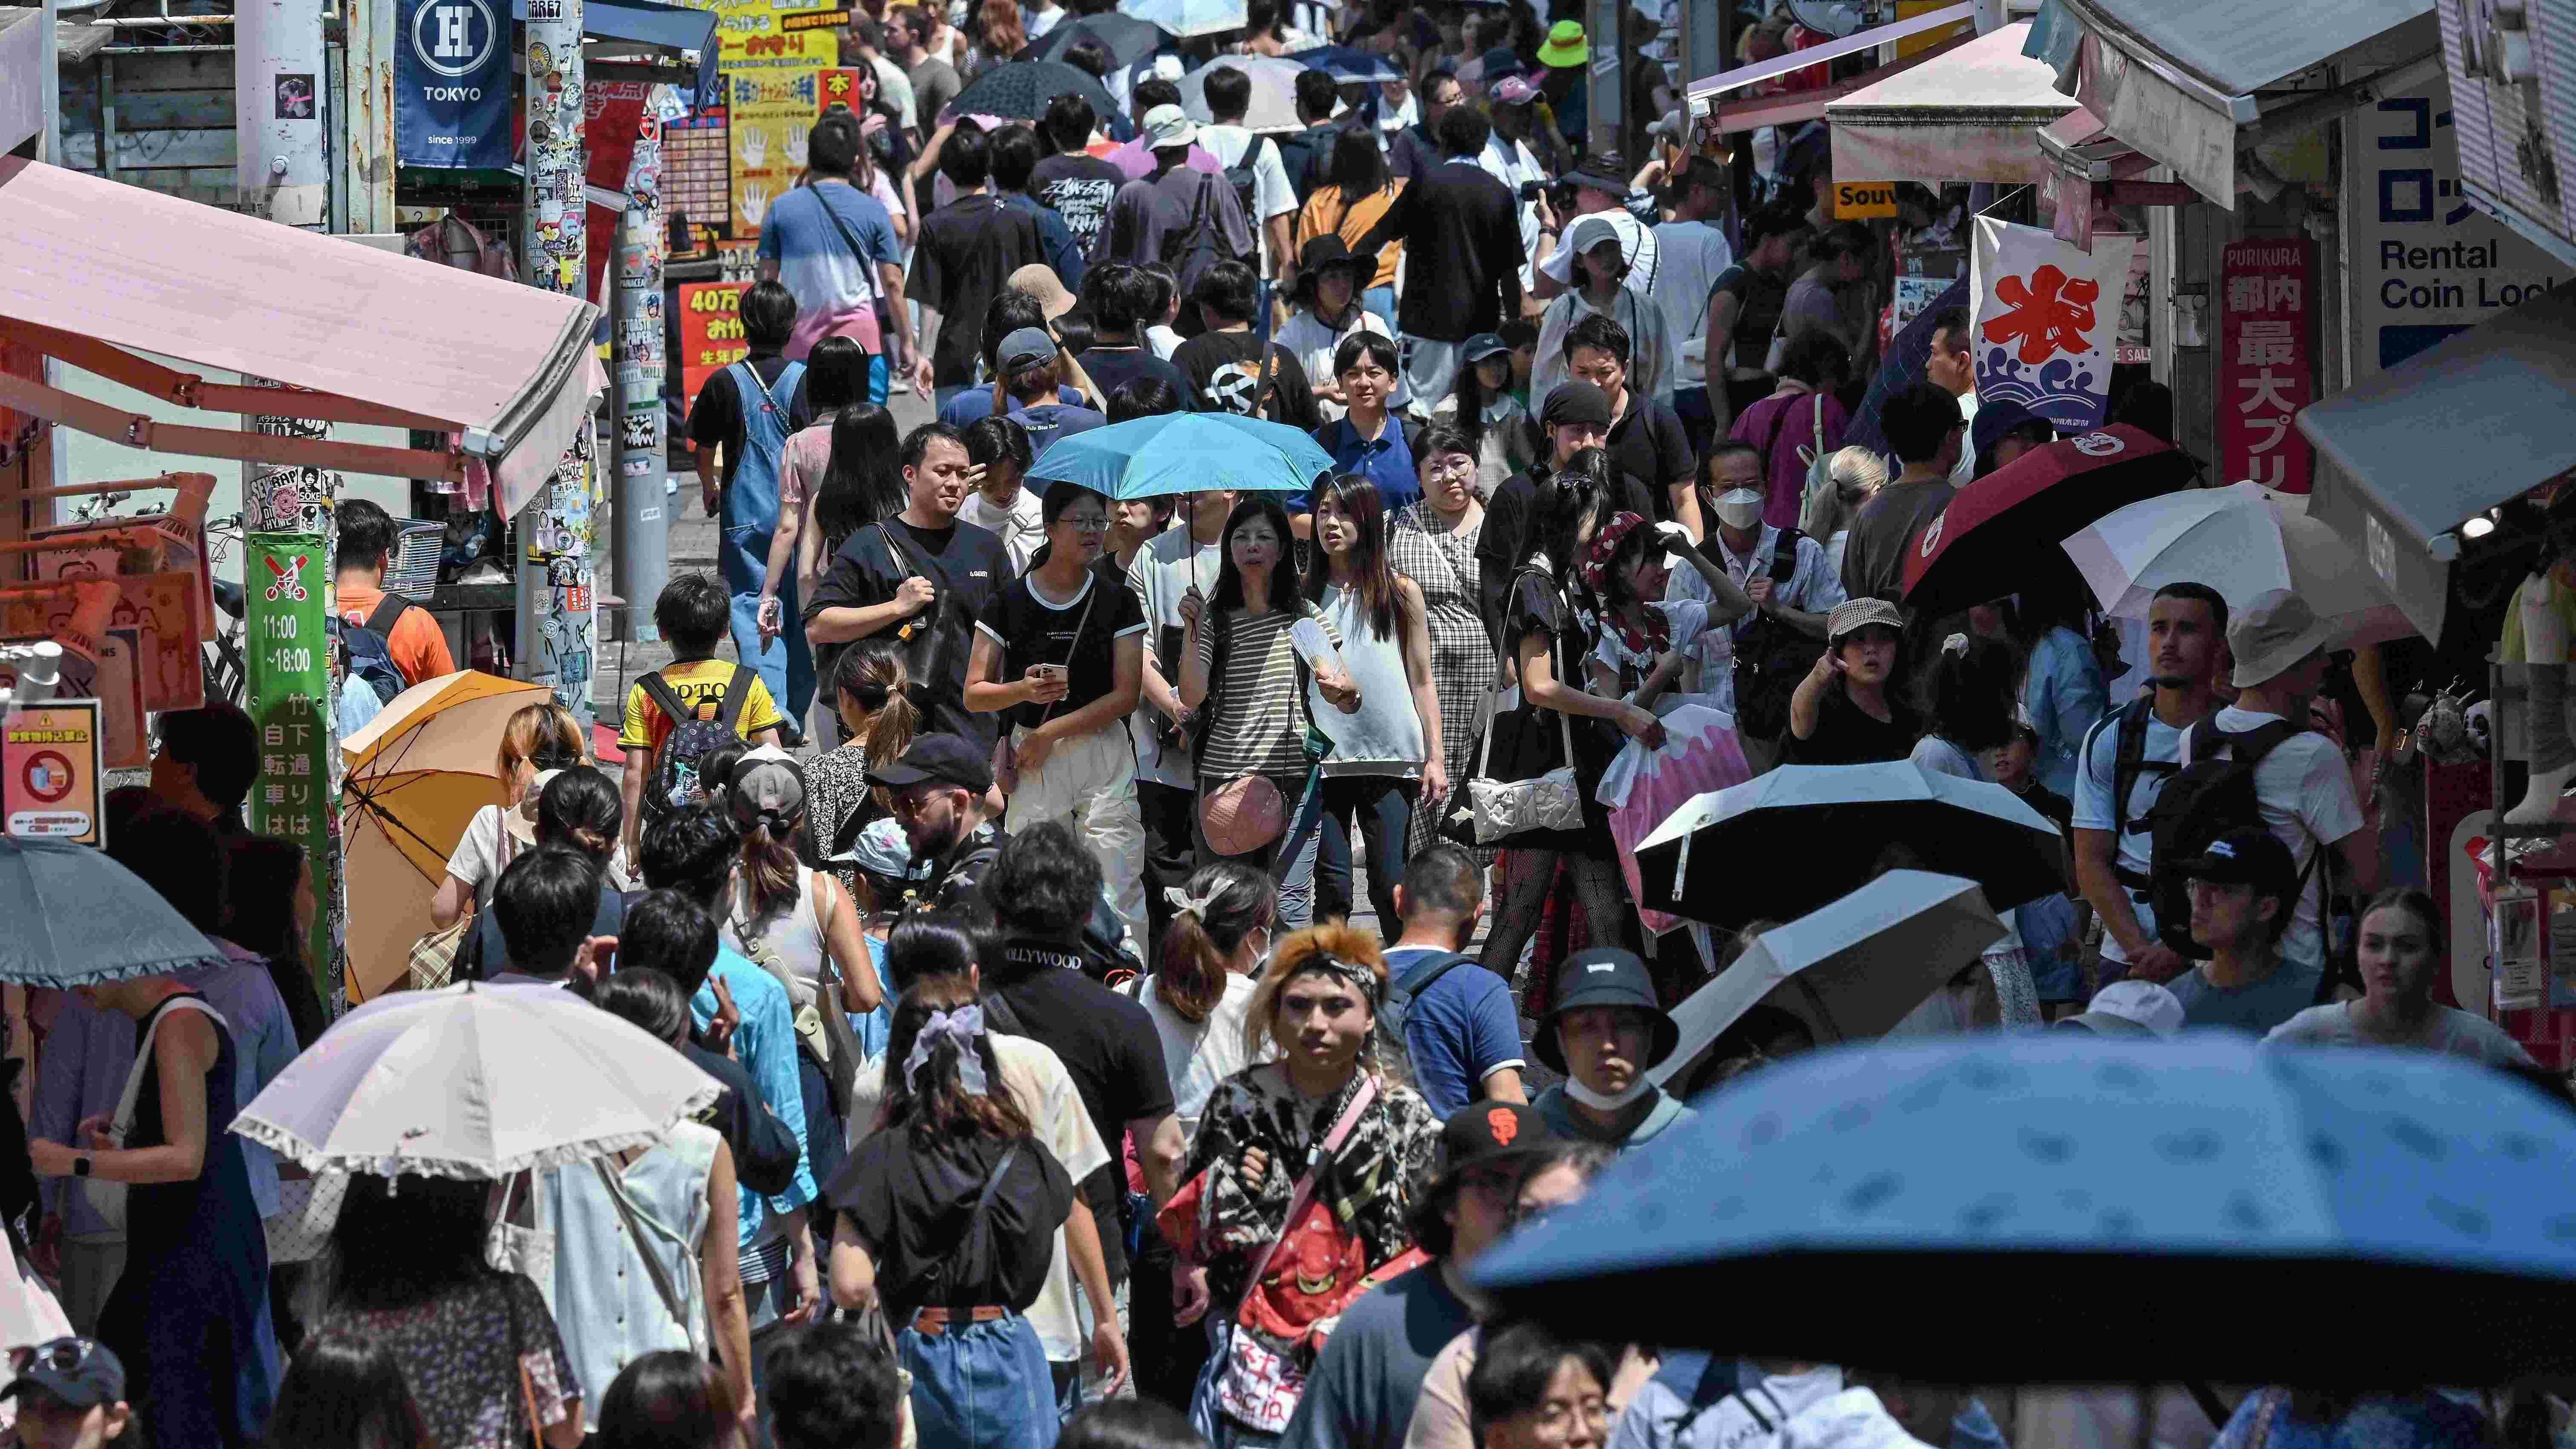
[0,157,603,515]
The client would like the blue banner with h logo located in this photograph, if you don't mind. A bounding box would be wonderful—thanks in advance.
[397,0,511,169]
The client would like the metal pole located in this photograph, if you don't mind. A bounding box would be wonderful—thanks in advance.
[516,0,596,732]
[340,0,397,233]
[236,0,343,1002]
[611,90,669,648]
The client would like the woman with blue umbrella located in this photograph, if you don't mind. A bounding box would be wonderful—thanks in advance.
[1025,409,1337,504]
[7,825,276,1447]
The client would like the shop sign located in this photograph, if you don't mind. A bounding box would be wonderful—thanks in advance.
[396,0,511,169]
[2217,238,2315,494]
[4,699,104,847]
[678,281,750,419]
[244,534,335,976]
[1833,180,1897,218]
[1969,217,2133,431]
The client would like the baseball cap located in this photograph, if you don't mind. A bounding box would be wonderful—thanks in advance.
[1540,380,1614,431]
[1432,1101,1558,1184]
[3,1338,125,1411]
[998,326,1058,374]
[1535,947,1678,1072]
[729,744,807,826]
[1461,333,1511,364]
[1564,212,1625,258]
[1826,596,1904,643]
[1141,103,1196,149]
[2179,825,2296,897]
[830,815,916,882]
[864,733,994,795]
[2056,979,2187,1038]
[2228,587,2338,689]
[1492,71,1544,104]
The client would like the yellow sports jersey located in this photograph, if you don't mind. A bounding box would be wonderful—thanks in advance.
[619,658,787,750]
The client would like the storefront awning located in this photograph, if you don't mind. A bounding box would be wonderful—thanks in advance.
[1827,23,2078,184]
[515,0,719,104]
[2022,0,2432,205]
[2300,283,2576,641]
[0,157,601,516]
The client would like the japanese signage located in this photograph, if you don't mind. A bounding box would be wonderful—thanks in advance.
[1969,217,2135,432]
[4,700,105,847]
[728,66,825,236]
[678,281,750,414]
[2218,239,2315,494]
[244,534,334,975]
[2343,79,2562,380]
[396,0,511,169]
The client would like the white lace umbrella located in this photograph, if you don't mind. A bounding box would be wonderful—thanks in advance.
[231,982,722,1179]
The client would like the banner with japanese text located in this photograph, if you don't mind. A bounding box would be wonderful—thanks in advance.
[1970,217,2135,432]
[2219,239,2315,494]
[245,533,335,986]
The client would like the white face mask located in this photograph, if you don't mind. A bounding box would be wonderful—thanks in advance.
[1712,488,1765,532]
[1562,1075,1656,1111]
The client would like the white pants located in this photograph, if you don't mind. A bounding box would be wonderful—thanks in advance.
[1006,720,1149,956]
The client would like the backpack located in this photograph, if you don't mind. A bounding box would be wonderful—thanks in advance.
[333,595,414,704]
[1378,950,1474,1084]
[1159,169,1253,300]
[2139,716,2323,960]
[638,665,754,823]
[1728,528,1822,740]
[2094,698,2183,900]
[1222,134,1271,234]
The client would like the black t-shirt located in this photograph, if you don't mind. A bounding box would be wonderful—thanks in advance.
[1606,394,1696,509]
[907,194,1046,389]
[1474,468,1660,646]
[974,569,1148,732]
[1170,329,1321,429]
[1276,120,1343,203]
[1496,571,1619,850]
[1030,151,1128,255]
[825,1130,1073,1315]
[684,353,819,487]
[1784,684,1923,766]
[804,516,1015,750]
[1075,346,1191,405]
[681,1041,802,1199]
[1708,262,1791,374]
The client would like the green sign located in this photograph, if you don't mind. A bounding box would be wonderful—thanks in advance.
[244,532,335,996]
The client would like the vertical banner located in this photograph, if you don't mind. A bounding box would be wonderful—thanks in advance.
[2218,239,2316,494]
[4,699,105,847]
[245,534,336,986]
[397,0,511,168]
[1969,217,2136,432]
[678,281,750,416]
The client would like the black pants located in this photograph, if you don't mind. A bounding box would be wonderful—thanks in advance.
[1313,775,1417,929]
[1138,779,1198,952]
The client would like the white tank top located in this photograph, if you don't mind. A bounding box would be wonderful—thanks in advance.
[1312,583,1427,775]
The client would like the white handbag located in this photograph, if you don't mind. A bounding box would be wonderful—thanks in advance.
[486,1170,557,1311]
[1459,612,1587,844]
[84,997,227,1234]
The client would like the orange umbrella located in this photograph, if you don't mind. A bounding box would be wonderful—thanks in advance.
[340,670,549,1003]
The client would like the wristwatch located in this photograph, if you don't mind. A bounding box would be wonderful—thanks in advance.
[71,1156,90,1179]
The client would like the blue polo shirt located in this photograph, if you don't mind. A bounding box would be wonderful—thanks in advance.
[1305,413,1419,517]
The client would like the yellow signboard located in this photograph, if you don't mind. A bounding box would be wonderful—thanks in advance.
[1834,180,1898,218]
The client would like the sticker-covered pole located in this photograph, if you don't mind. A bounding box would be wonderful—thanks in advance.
[612,89,670,647]
[516,0,598,732]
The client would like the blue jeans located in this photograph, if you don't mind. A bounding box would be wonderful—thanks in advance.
[1314,774,1415,929]
[719,524,815,735]
[1362,285,1397,334]
[903,1315,1060,1449]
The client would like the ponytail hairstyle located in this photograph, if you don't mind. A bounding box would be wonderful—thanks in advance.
[834,636,919,814]
[727,756,810,922]
[498,700,587,780]
[1154,862,1276,1023]
[535,765,624,864]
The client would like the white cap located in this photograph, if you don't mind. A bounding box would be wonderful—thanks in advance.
[1141,103,1196,150]
[2059,979,2187,1038]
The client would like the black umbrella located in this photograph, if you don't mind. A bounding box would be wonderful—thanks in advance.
[1018,13,1161,70]
[1632,759,2065,930]
[946,59,1124,124]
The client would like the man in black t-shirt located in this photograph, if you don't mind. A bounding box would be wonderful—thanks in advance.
[1074,263,1191,402]
[1275,69,1345,204]
[1476,380,1659,647]
[803,423,1015,750]
[1703,207,1808,427]
[1565,312,1695,525]
[1170,261,1320,426]
[1031,92,1127,256]
[906,125,1045,402]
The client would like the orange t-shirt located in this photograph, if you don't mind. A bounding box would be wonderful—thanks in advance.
[336,582,454,687]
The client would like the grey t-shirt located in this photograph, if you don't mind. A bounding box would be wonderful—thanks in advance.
[2166,958,2323,1035]
[2266,1001,2535,1064]
[1279,1261,1475,1449]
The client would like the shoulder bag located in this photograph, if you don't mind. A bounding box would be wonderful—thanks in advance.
[486,1168,558,1314]
[83,996,228,1233]
[593,1148,712,1357]
[1184,1075,1381,1440]
[409,816,516,989]
[1449,572,1584,845]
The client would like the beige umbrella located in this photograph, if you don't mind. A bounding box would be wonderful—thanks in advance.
[340,670,549,1003]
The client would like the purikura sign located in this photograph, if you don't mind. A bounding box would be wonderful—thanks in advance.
[1969,217,2137,433]
[2217,238,2315,494]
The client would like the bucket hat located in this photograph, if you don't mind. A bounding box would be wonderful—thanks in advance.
[1534,947,1678,1072]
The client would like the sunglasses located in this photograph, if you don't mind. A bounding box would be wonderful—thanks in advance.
[10,1339,99,1377]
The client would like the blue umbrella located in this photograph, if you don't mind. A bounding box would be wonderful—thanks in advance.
[1296,45,1403,83]
[0,837,230,988]
[1475,1033,2576,1384]
[1025,413,1335,501]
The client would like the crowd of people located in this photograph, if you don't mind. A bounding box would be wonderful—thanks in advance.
[0,3,2555,1448]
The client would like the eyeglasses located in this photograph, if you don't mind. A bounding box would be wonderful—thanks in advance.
[10,1339,99,1376]
[1059,515,1112,533]
[1426,457,1476,479]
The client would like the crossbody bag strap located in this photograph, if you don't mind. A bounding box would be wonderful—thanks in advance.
[592,1157,696,1336]
[1034,583,1102,728]
[1233,1074,1378,1320]
[108,997,229,1145]
[815,184,879,271]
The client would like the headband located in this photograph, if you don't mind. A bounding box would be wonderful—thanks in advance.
[903,1006,991,1098]
[1284,952,1381,1008]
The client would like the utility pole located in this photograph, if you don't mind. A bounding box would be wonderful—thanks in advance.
[236,0,343,1000]
[611,89,670,647]
[516,0,598,731]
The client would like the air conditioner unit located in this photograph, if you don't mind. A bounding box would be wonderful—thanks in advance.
[2444,0,2576,265]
